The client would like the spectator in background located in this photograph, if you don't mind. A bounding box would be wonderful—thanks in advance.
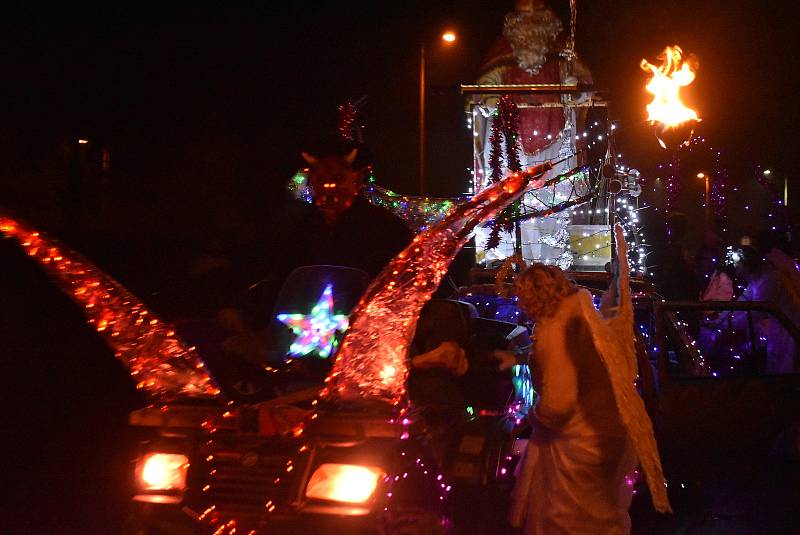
[696,229,724,289]
[757,229,800,309]
[715,246,799,374]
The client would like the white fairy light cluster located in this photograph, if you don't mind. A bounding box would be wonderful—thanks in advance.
[612,157,648,276]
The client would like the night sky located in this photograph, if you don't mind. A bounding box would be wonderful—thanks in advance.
[2,0,798,235]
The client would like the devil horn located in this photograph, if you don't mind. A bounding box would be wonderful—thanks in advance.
[345,148,358,166]
[300,152,318,167]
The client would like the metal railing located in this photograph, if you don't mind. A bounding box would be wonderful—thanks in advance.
[652,300,800,381]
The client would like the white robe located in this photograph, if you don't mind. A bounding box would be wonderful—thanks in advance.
[510,290,638,534]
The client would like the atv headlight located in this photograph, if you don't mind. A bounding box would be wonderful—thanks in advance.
[305,463,383,504]
[138,452,190,491]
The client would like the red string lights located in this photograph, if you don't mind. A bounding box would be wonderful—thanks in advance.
[0,214,220,402]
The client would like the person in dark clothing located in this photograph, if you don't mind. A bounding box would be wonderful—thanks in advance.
[212,144,413,379]
[292,145,413,277]
[286,178,413,277]
[236,144,413,329]
[647,212,701,301]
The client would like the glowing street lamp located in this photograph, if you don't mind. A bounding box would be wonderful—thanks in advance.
[763,169,789,207]
[419,30,458,195]
[698,172,710,225]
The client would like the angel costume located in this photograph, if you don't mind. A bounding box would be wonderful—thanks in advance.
[510,227,671,533]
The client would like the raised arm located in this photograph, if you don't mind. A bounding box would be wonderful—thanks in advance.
[600,224,631,319]
[613,224,631,303]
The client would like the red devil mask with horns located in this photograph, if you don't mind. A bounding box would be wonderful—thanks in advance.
[301,148,364,224]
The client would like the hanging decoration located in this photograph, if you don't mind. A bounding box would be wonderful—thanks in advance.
[276,283,349,359]
[0,214,221,402]
[289,170,313,203]
[488,111,505,183]
[685,136,731,224]
[486,96,524,250]
[499,95,523,174]
[655,153,681,213]
[614,194,647,275]
[336,96,367,143]
[597,146,648,275]
[324,162,553,407]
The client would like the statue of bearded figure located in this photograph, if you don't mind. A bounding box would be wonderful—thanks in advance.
[473,0,597,269]
[478,0,592,155]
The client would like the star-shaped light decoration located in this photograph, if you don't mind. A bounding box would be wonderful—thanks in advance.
[276,283,349,358]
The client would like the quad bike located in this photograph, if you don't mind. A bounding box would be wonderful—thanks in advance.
[0,163,569,534]
[123,264,534,534]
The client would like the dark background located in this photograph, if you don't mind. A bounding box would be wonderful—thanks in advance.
[1,1,798,237]
[2,1,799,533]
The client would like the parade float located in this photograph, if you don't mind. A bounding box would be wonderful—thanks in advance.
[289,0,648,276]
[2,1,799,534]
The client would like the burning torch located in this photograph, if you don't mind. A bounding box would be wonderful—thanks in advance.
[641,46,700,149]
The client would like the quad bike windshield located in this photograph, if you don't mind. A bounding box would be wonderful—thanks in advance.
[266,265,370,362]
[195,265,370,403]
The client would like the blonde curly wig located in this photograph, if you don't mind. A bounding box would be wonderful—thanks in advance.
[513,263,576,320]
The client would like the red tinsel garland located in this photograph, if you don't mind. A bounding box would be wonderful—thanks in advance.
[486,95,524,249]
[499,95,522,173]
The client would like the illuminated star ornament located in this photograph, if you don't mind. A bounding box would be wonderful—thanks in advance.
[277,283,349,358]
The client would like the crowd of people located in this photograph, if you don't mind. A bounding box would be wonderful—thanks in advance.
[648,212,800,375]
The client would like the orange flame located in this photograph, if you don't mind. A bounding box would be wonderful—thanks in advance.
[640,46,699,128]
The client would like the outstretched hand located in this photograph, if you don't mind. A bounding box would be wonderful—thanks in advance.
[411,341,469,376]
[614,223,628,271]
[492,349,518,371]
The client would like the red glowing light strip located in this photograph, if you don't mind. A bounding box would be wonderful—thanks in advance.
[324,162,553,406]
[0,215,220,402]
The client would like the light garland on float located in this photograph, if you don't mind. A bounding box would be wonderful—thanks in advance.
[286,170,465,232]
[365,181,466,232]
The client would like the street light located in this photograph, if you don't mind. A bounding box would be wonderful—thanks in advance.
[762,169,788,206]
[419,30,457,195]
[698,172,710,225]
